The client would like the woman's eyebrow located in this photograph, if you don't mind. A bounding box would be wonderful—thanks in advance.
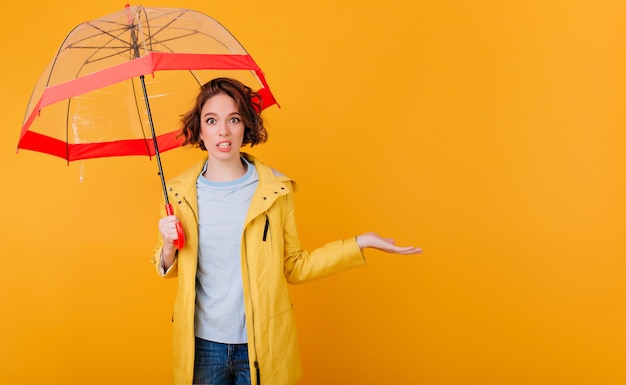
[203,111,240,117]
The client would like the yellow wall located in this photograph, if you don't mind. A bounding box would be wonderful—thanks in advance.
[1,1,625,384]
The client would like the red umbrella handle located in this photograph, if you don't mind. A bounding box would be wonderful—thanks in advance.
[165,203,185,250]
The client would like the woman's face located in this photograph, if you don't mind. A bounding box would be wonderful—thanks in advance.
[199,92,245,161]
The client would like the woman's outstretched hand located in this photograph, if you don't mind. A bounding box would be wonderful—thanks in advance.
[356,232,422,255]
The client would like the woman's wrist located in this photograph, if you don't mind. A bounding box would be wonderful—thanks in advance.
[355,233,369,249]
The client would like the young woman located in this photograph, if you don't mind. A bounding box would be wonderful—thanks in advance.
[152,77,421,385]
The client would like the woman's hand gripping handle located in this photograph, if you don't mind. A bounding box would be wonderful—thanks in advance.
[165,203,185,250]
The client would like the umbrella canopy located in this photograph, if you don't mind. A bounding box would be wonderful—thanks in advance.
[17,5,279,250]
[17,5,277,161]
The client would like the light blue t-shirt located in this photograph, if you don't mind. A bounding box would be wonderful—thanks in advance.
[194,157,258,343]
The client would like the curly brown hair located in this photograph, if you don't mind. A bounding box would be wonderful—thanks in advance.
[180,78,268,150]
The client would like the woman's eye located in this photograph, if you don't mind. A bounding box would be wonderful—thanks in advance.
[230,117,241,124]
[206,118,216,124]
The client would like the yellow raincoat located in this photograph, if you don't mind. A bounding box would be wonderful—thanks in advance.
[152,153,366,385]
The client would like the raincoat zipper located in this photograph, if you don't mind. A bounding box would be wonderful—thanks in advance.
[243,231,261,385]
[262,214,269,242]
[246,213,271,384]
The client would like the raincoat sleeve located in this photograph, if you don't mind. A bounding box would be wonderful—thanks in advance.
[282,186,366,284]
[151,204,179,278]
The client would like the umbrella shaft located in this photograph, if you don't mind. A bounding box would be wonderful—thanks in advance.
[140,74,170,205]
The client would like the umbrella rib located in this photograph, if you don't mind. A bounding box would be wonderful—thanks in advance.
[62,23,134,79]
[147,10,203,50]
[143,8,234,54]
[83,22,135,62]
[69,22,132,53]
[65,98,71,161]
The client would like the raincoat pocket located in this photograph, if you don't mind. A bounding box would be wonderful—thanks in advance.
[266,305,299,371]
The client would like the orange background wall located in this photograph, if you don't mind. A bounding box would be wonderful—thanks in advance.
[1,1,625,384]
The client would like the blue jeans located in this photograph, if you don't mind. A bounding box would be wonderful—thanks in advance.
[193,337,251,385]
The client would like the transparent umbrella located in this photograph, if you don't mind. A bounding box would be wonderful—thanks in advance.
[17,5,278,249]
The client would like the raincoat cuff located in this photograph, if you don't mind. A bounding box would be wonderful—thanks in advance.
[346,236,367,264]
[157,250,178,277]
